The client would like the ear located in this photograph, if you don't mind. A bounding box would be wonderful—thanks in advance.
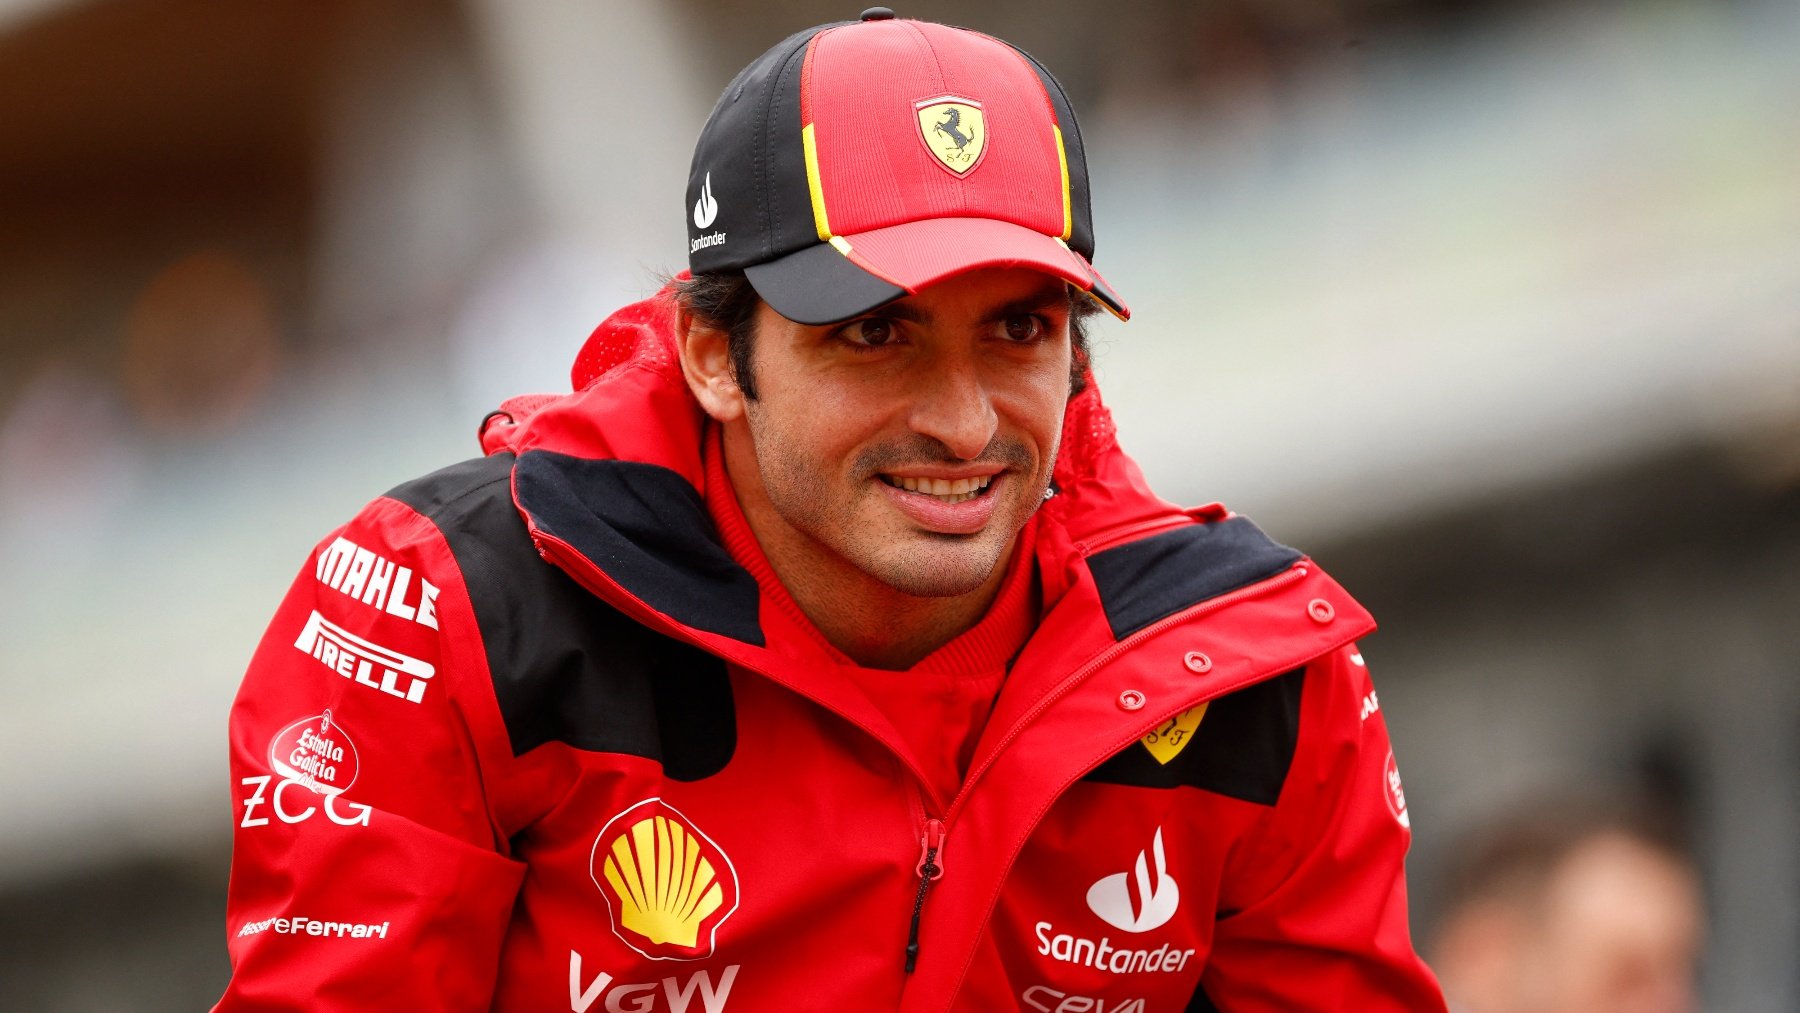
[676,307,745,423]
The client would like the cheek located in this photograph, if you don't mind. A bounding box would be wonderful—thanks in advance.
[745,396,860,506]
[997,363,1074,451]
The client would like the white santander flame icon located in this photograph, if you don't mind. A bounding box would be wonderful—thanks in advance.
[1086,828,1180,933]
[692,172,719,229]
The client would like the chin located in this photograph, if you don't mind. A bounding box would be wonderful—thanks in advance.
[863,539,1008,599]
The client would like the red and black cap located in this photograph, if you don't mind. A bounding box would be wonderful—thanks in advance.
[684,8,1128,326]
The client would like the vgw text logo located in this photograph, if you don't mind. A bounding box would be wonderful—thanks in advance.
[569,950,738,1013]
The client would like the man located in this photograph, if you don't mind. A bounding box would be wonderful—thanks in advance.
[217,9,1444,1010]
[1429,803,1704,1013]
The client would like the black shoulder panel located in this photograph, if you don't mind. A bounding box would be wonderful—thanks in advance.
[385,455,737,779]
[512,450,764,646]
[1080,667,1305,806]
[1185,985,1223,1012]
[1086,517,1302,640]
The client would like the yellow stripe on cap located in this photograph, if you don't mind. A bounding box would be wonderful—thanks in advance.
[803,123,832,241]
[829,234,910,291]
[1055,237,1130,321]
[1053,125,1073,242]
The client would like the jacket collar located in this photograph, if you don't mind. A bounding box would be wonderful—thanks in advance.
[489,286,1328,664]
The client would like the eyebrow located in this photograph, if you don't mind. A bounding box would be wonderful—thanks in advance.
[873,282,1073,326]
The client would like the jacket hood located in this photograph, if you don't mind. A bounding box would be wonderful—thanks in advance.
[479,285,1360,676]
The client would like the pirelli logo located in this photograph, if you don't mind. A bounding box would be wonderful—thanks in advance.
[294,610,435,704]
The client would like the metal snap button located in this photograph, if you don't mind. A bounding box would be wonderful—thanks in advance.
[1118,689,1146,711]
[1307,598,1335,623]
[1183,651,1212,674]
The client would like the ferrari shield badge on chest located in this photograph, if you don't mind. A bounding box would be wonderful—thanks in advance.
[1141,703,1209,765]
[915,96,987,175]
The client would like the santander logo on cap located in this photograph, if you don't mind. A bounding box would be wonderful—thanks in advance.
[692,172,719,229]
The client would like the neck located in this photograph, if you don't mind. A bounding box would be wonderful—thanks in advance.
[718,423,1013,670]
[788,559,1008,670]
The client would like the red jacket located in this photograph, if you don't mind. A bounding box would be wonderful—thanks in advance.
[217,289,1444,1011]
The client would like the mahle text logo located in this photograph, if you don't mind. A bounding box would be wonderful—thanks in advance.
[590,799,739,961]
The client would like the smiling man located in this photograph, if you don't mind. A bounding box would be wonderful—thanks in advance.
[687,268,1078,669]
[217,9,1444,1012]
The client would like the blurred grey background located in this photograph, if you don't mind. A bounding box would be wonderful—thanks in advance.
[1,0,1796,1009]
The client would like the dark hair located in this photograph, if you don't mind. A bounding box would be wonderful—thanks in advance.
[672,270,1098,400]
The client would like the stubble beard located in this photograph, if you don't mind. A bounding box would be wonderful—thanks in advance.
[745,409,1055,600]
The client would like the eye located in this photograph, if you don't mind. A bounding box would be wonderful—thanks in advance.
[1002,314,1045,343]
[838,316,897,348]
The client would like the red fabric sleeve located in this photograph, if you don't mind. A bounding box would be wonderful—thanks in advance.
[214,497,525,1011]
[1199,644,1446,1011]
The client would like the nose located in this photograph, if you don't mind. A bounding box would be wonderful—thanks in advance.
[906,354,997,460]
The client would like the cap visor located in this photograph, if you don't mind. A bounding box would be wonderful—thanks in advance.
[745,218,1129,325]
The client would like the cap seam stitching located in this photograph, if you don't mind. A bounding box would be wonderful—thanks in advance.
[1013,45,1093,255]
[900,20,959,214]
[763,37,817,263]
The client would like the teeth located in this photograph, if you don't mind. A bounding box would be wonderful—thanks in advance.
[882,474,993,499]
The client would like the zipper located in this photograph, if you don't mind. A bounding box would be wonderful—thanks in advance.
[904,817,947,973]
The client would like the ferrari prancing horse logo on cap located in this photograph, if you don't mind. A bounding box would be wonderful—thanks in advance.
[916,96,987,175]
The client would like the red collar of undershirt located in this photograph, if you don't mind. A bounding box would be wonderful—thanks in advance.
[701,422,1039,675]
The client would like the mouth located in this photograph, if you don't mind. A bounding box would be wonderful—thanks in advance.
[877,473,995,505]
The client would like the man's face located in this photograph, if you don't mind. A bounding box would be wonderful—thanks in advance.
[1527,835,1704,1013]
[724,267,1074,600]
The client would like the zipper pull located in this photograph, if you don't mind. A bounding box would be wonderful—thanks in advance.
[915,818,947,881]
[904,818,947,973]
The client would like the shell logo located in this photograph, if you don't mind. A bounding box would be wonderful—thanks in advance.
[588,799,740,961]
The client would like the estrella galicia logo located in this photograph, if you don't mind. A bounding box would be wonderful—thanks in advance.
[267,710,359,796]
